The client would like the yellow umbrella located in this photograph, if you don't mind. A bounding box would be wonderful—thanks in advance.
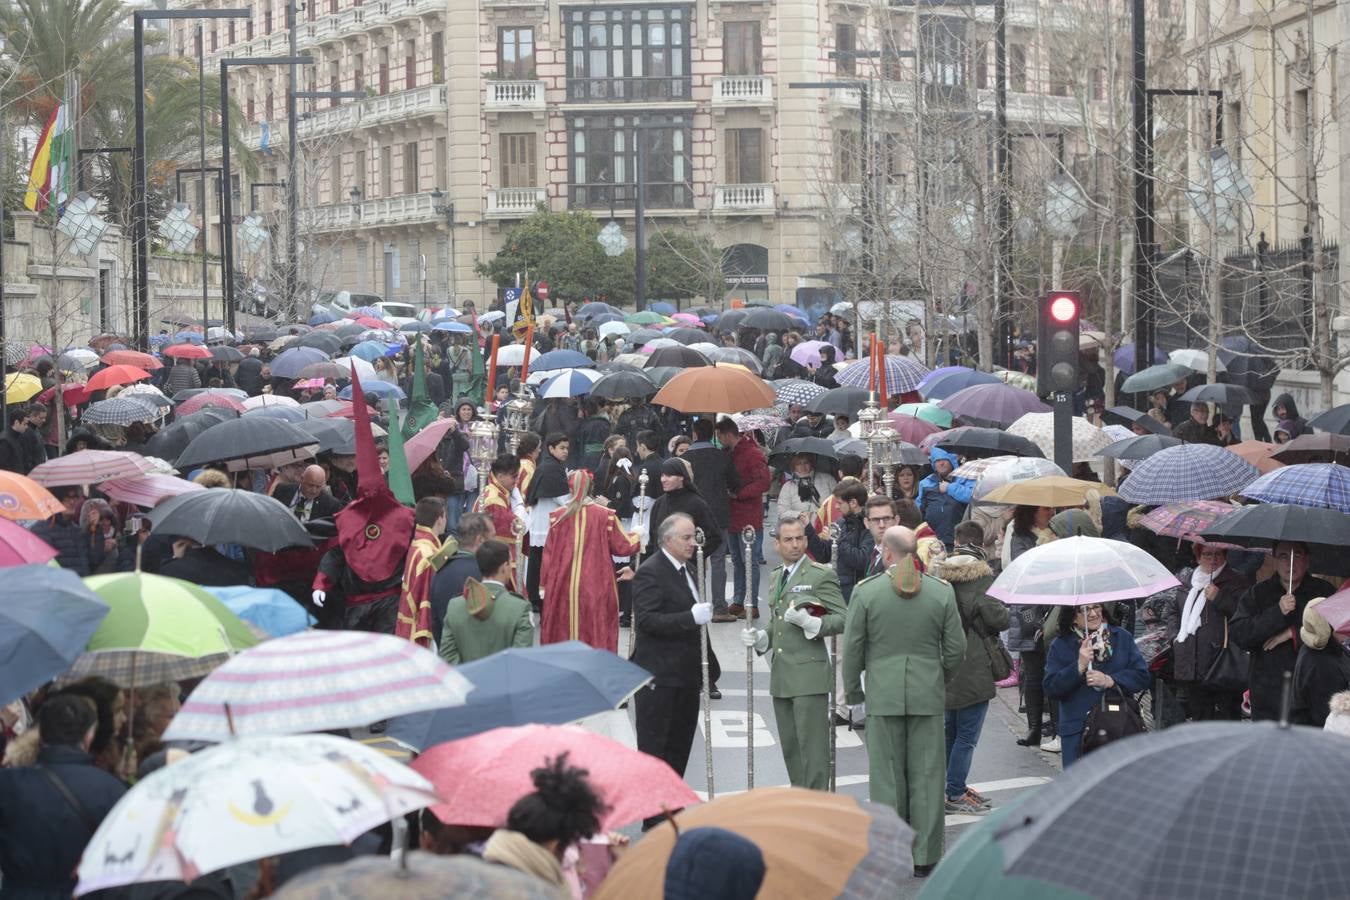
[982,475,1114,508]
[3,373,42,404]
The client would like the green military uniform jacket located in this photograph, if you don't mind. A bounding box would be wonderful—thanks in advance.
[842,569,967,715]
[763,559,848,698]
[438,581,535,665]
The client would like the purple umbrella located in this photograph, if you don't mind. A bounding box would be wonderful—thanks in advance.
[1113,343,1168,375]
[917,365,973,390]
[939,382,1051,427]
[919,369,1002,401]
[270,346,331,379]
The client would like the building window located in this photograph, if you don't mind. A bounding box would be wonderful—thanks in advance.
[431,32,445,83]
[264,2,273,34]
[329,61,340,107]
[499,26,535,78]
[1049,62,1070,97]
[247,96,256,122]
[228,21,235,44]
[565,6,691,102]
[724,128,763,184]
[500,133,537,188]
[403,141,418,194]
[265,86,274,122]
[568,114,692,208]
[246,19,253,40]
[1009,43,1027,93]
[438,236,450,294]
[1226,100,1243,162]
[405,39,416,90]
[835,23,856,75]
[723,22,761,76]
[1092,67,1106,102]
[834,129,859,183]
[920,15,966,89]
[210,27,217,52]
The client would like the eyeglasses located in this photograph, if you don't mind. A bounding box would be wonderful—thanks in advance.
[866,516,896,524]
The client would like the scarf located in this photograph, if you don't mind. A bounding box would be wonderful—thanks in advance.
[482,830,567,891]
[1177,565,1220,643]
[1074,623,1114,663]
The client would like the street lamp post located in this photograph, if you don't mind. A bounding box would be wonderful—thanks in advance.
[133,8,249,351]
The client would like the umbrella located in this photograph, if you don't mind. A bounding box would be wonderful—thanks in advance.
[1308,403,1350,435]
[242,393,301,411]
[960,722,1350,900]
[1226,440,1284,474]
[917,365,977,390]
[887,414,944,445]
[1199,504,1350,569]
[1111,343,1169,375]
[732,412,789,434]
[299,398,353,418]
[774,378,828,407]
[272,852,560,900]
[2,566,108,705]
[85,364,151,392]
[1272,432,1350,465]
[981,475,1111,508]
[836,355,930,392]
[0,471,65,520]
[176,417,319,472]
[490,343,526,367]
[67,572,259,687]
[1120,362,1191,394]
[294,417,356,454]
[625,310,666,325]
[57,348,101,371]
[272,346,332,378]
[204,586,314,638]
[1101,405,1170,435]
[588,370,656,401]
[1006,412,1113,462]
[414,724,700,830]
[30,450,155,486]
[432,319,473,334]
[210,345,245,362]
[338,380,405,401]
[663,326,707,346]
[75,734,439,896]
[595,787,915,900]
[1317,586,1350,636]
[38,382,90,408]
[294,332,344,355]
[646,345,710,368]
[386,640,651,750]
[1169,347,1225,373]
[532,348,593,371]
[709,347,763,374]
[805,386,871,417]
[919,368,1002,401]
[99,474,204,508]
[1116,443,1261,503]
[938,383,1049,427]
[987,535,1180,606]
[0,518,56,567]
[653,366,775,415]
[401,418,457,473]
[769,436,839,469]
[936,426,1045,459]
[174,386,248,402]
[162,343,212,359]
[537,368,602,398]
[578,301,623,319]
[1219,334,1280,391]
[120,383,172,411]
[143,407,238,459]
[296,361,352,381]
[789,339,834,368]
[81,397,158,426]
[1096,433,1181,460]
[1178,382,1254,406]
[597,320,631,339]
[1240,462,1350,513]
[964,457,1066,503]
[624,328,664,347]
[331,356,378,381]
[739,308,797,331]
[2,372,42,403]
[147,488,314,551]
[894,402,954,427]
[164,631,471,742]
[1139,500,1240,541]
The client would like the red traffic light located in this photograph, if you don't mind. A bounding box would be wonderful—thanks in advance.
[1048,294,1078,324]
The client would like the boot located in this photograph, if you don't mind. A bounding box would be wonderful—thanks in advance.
[995,658,1020,689]
[1016,729,1041,747]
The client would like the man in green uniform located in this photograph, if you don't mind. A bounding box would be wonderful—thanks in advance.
[843,526,966,877]
[741,514,847,790]
[439,539,535,664]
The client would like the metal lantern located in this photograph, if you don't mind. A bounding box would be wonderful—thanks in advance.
[501,387,536,454]
[868,423,904,495]
[856,397,882,442]
[467,417,500,493]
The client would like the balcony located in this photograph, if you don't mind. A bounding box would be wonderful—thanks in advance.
[485,80,546,112]
[711,75,773,107]
[486,187,547,219]
[361,192,441,226]
[363,84,447,127]
[713,184,775,214]
[297,103,362,139]
[306,203,357,231]
[241,85,445,150]
[975,88,1107,129]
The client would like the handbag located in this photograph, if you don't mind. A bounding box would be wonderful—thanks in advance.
[1200,618,1250,693]
[1081,687,1146,756]
[986,634,1014,681]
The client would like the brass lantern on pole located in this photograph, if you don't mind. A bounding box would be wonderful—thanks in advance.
[501,387,536,454]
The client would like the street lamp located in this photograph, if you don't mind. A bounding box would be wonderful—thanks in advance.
[467,417,500,493]
[133,7,249,351]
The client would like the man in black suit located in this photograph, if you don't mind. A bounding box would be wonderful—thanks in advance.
[631,512,718,826]
[274,464,344,522]
[682,418,740,620]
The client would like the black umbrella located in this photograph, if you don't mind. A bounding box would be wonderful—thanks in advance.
[143,408,239,460]
[740,308,797,331]
[1199,502,1350,548]
[588,370,657,401]
[176,417,319,472]
[1096,433,1182,461]
[645,346,709,368]
[210,345,245,363]
[1178,383,1255,406]
[644,366,682,387]
[714,308,750,331]
[1218,335,1279,391]
[293,332,344,355]
[147,489,314,551]
[626,328,664,346]
[240,325,279,342]
[664,327,708,346]
[1101,405,1170,435]
[333,321,366,337]
[296,417,357,454]
[987,722,1350,900]
[1270,432,1350,465]
[595,361,645,374]
[1308,403,1350,435]
[935,426,1045,459]
[768,436,839,469]
[804,386,870,417]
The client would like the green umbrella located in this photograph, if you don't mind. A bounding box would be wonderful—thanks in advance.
[624,310,665,325]
[895,402,954,427]
[66,572,259,687]
[918,798,1090,900]
[1120,362,1191,395]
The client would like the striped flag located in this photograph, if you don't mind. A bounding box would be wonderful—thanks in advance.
[23,90,75,214]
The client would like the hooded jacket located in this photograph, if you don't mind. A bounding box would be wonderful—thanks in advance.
[936,552,1010,710]
[760,333,784,379]
[915,447,974,548]
[1272,393,1310,438]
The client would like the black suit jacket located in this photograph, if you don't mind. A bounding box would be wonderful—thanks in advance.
[274,485,344,519]
[631,551,720,688]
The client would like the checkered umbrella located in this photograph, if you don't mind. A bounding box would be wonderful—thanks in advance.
[82,397,160,427]
[1117,443,1261,504]
[1006,412,1113,462]
[773,378,828,407]
[1240,462,1350,513]
[835,354,930,392]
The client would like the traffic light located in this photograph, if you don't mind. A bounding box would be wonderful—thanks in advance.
[1037,290,1081,397]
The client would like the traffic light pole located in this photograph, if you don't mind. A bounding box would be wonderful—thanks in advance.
[1052,389,1073,474]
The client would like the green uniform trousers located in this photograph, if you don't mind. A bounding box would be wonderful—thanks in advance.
[772,694,830,791]
[866,714,946,866]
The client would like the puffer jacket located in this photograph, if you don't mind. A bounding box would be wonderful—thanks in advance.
[30,514,107,576]
[914,447,974,549]
[936,553,1010,710]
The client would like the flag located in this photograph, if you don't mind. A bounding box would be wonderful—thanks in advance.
[511,280,534,340]
[385,404,416,506]
[402,339,437,439]
[23,95,75,213]
[260,120,272,154]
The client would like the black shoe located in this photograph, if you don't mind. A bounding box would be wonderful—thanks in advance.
[913,864,935,878]
[1016,731,1041,747]
[832,712,851,727]
[709,685,722,700]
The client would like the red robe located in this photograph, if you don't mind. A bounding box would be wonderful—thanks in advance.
[396,525,443,647]
[540,502,640,652]
[474,476,520,567]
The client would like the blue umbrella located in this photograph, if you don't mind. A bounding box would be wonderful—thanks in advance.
[919,368,1001,401]
[349,340,391,362]
[173,331,204,344]
[538,369,602,399]
[532,349,593,371]
[2,566,109,704]
[385,641,651,751]
[433,320,473,334]
[590,312,624,325]
[270,346,330,379]
[400,321,431,334]
[204,586,314,637]
[339,380,405,401]
[836,354,931,393]
[1113,343,1168,376]
[1117,443,1261,504]
[308,311,339,326]
[917,365,976,391]
[1240,463,1350,513]
[650,301,677,315]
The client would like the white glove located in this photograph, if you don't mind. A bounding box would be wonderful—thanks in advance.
[741,628,768,653]
[691,602,713,626]
[784,606,812,628]
[312,590,326,609]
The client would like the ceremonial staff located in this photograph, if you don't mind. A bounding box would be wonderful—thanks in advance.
[628,469,649,658]
[827,520,842,792]
[511,517,527,597]
[741,525,756,789]
[695,527,715,799]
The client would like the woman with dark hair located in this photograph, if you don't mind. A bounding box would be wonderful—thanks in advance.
[644,457,723,564]
[812,345,839,389]
[1044,602,1150,767]
[1004,504,1058,750]
[893,465,920,501]
[57,676,128,777]
[442,399,478,533]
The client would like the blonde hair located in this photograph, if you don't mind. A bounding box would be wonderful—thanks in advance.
[193,469,231,489]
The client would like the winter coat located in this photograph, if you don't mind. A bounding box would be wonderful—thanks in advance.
[804,512,873,600]
[1172,418,1219,445]
[1166,564,1250,683]
[681,442,739,529]
[1292,641,1350,727]
[776,472,837,522]
[1044,625,1150,748]
[727,437,771,531]
[0,743,128,900]
[647,485,723,561]
[575,415,612,473]
[0,425,34,474]
[163,363,201,396]
[1271,393,1310,438]
[914,447,974,549]
[760,334,784,380]
[30,514,107,577]
[937,554,1011,710]
[158,547,253,587]
[1231,574,1334,721]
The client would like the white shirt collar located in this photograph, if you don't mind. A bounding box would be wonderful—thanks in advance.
[661,548,690,572]
[784,557,805,581]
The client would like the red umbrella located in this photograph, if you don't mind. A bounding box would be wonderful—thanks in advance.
[411,724,700,830]
[889,413,943,444]
[352,316,386,330]
[175,392,246,415]
[163,344,212,360]
[38,383,90,408]
[0,517,58,566]
[86,365,151,392]
[102,350,162,370]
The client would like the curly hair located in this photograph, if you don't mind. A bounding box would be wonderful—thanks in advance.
[505,753,609,851]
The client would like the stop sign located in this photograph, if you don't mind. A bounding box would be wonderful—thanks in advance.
[535,280,550,302]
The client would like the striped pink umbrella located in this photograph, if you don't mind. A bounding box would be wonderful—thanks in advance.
[176,392,246,415]
[99,474,204,508]
[29,450,156,486]
[0,517,58,566]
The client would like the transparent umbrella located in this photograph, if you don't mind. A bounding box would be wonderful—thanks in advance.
[987,536,1180,606]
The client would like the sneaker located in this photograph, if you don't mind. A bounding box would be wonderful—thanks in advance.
[963,788,993,809]
[1040,736,1062,753]
[944,795,987,815]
